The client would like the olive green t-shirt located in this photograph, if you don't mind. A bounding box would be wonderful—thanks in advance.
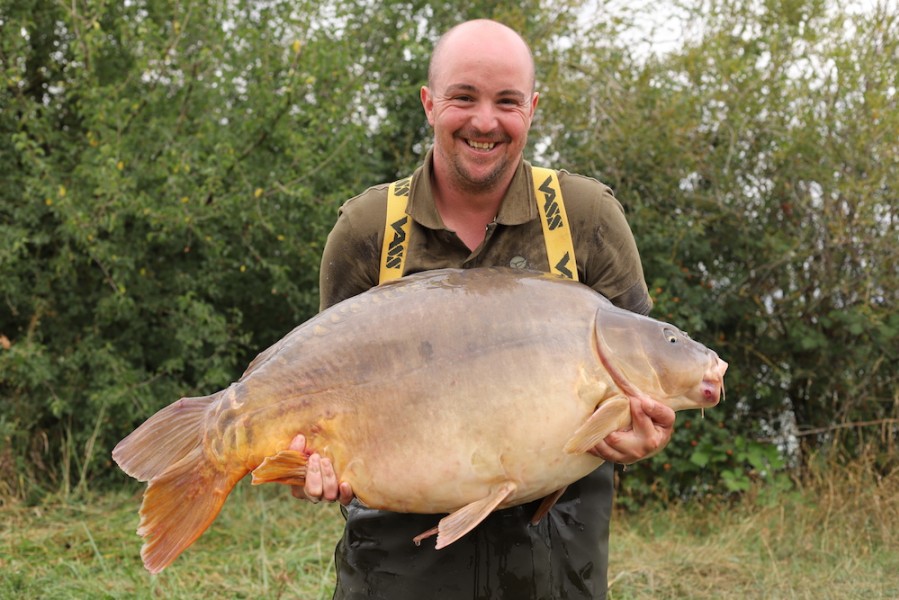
[320,150,652,315]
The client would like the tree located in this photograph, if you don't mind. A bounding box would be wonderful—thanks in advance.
[0,0,389,497]
[540,0,898,498]
[3,0,893,502]
[0,0,585,499]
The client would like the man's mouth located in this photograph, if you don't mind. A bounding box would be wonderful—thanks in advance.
[467,140,496,150]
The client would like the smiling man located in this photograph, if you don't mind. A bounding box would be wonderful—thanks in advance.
[291,19,676,600]
[422,21,538,246]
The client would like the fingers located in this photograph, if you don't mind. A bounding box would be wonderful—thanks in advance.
[587,439,621,462]
[304,454,325,501]
[638,397,676,429]
[338,482,354,506]
[301,455,353,503]
[285,433,355,504]
[289,434,308,499]
[320,458,339,501]
[592,397,676,464]
[288,433,306,453]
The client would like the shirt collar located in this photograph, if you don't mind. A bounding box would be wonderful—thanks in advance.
[407,148,538,230]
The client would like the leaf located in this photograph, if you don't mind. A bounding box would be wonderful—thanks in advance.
[690,450,710,468]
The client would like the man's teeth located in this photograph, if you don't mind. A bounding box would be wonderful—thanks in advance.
[468,140,495,150]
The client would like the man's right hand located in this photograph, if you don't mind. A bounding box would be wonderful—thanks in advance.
[288,434,354,505]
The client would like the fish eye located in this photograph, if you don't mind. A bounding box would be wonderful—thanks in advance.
[663,328,678,344]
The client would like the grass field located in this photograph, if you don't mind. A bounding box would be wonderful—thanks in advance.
[2,458,897,599]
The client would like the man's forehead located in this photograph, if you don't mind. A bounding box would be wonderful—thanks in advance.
[432,50,533,92]
[430,21,535,91]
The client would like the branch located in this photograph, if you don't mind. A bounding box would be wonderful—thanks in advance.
[793,418,899,438]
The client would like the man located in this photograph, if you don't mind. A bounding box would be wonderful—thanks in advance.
[289,19,675,599]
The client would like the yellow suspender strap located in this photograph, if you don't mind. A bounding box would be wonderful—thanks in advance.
[379,168,577,284]
[379,175,413,284]
[531,166,577,281]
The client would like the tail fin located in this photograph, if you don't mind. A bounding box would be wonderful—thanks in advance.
[112,390,243,573]
[137,446,241,573]
[113,394,215,481]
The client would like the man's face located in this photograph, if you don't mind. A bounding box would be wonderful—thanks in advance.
[421,24,538,195]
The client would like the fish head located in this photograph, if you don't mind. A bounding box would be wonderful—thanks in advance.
[593,304,728,412]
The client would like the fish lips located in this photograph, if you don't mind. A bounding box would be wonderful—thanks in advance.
[700,356,729,406]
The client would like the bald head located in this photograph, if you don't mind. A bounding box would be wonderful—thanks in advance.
[428,19,536,93]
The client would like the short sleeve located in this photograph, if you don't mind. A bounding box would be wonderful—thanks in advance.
[318,187,389,311]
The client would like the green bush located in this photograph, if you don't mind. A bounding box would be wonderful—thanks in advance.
[0,0,375,496]
[540,0,898,497]
[1,0,895,502]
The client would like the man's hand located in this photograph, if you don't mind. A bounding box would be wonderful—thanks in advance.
[288,434,354,505]
[589,396,675,464]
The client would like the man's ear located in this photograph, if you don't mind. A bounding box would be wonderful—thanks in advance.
[529,92,540,123]
[421,86,435,126]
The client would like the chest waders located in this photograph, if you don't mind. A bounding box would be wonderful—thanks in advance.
[379,167,577,284]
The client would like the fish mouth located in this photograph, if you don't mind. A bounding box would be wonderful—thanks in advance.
[700,356,728,406]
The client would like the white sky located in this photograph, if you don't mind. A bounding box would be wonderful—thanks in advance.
[584,0,895,61]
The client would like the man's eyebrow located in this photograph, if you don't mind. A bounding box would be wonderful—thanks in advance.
[497,89,528,102]
[443,83,528,101]
[443,83,478,95]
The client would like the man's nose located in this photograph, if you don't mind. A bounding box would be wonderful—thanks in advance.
[470,100,499,132]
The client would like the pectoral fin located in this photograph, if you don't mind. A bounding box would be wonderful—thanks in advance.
[563,396,632,454]
[530,486,567,525]
[414,481,517,549]
[251,450,308,486]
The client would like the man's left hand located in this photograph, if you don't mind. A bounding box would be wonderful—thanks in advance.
[588,396,675,464]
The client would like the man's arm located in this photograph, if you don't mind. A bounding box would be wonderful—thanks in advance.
[318,192,385,311]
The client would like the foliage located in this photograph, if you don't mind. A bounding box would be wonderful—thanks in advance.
[617,415,792,508]
[0,0,436,498]
[1,0,897,502]
[0,0,585,499]
[539,0,898,497]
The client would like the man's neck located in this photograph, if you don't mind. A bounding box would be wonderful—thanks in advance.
[431,170,514,251]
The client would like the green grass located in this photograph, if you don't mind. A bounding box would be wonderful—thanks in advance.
[2,459,897,599]
[0,480,345,599]
[608,457,899,599]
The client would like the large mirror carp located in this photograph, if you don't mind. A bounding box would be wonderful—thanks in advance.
[113,267,727,573]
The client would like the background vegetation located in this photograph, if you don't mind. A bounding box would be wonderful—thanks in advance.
[1,0,896,511]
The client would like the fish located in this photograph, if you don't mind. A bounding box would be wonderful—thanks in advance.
[112,267,727,574]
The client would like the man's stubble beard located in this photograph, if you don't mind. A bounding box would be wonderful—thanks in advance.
[447,153,511,196]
